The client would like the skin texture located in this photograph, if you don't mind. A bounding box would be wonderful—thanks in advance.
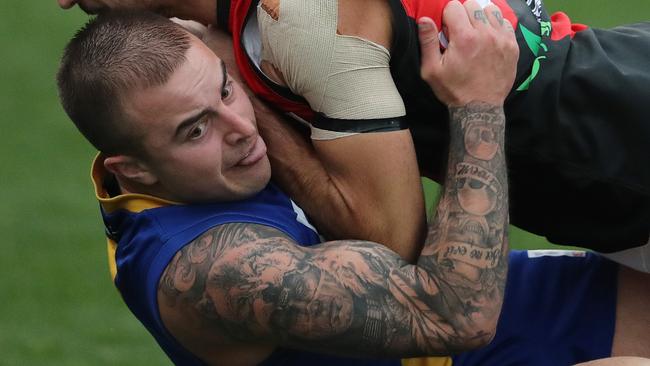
[258,0,427,262]
[252,0,517,263]
[58,3,650,364]
[107,35,272,204]
[611,267,650,358]
[576,357,650,366]
[155,17,514,364]
[58,2,517,365]
[56,0,509,264]
[158,101,509,365]
[152,4,515,365]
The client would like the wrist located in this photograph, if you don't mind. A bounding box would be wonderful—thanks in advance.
[448,101,505,117]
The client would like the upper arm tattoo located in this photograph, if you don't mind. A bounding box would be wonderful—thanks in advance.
[159,104,509,359]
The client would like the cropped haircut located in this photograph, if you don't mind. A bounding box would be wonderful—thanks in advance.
[57,10,191,156]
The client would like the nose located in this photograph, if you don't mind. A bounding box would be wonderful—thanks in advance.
[221,107,257,146]
[58,0,77,9]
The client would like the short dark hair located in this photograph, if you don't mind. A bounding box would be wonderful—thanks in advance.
[57,10,191,155]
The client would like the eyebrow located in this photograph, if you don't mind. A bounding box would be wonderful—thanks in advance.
[220,59,228,95]
[173,60,229,139]
[174,109,210,139]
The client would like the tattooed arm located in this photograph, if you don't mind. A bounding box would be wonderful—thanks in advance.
[158,2,518,364]
[158,96,508,361]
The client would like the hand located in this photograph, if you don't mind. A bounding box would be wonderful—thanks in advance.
[418,0,518,107]
[57,0,216,25]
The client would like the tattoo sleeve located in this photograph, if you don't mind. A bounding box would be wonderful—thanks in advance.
[158,102,508,359]
[417,102,509,349]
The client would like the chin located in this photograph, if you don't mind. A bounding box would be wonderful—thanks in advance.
[229,160,273,201]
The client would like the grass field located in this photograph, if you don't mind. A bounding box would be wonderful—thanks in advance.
[1,1,648,364]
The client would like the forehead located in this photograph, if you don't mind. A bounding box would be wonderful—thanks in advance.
[121,37,225,128]
[165,37,225,104]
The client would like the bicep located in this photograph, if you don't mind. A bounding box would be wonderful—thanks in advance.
[312,131,427,261]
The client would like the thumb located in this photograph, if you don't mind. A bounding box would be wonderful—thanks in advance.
[417,17,441,80]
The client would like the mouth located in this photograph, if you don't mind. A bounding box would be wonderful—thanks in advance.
[236,136,267,167]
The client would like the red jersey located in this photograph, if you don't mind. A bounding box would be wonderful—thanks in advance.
[217,0,650,252]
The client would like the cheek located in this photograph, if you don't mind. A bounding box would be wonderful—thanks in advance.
[237,101,255,123]
[167,147,225,184]
[233,87,256,121]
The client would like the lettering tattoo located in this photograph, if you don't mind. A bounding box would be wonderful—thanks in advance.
[474,10,487,24]
[158,102,509,359]
[423,101,508,319]
[492,10,505,26]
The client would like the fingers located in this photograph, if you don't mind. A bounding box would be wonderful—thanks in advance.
[484,5,504,28]
[418,17,441,81]
[481,4,518,57]
[446,1,513,34]
[420,0,519,106]
[483,4,515,34]
[463,0,490,29]
[442,0,473,42]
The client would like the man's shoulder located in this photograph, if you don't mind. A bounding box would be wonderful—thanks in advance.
[111,183,320,288]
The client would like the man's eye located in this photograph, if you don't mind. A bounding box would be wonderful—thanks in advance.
[221,80,234,100]
[188,121,207,140]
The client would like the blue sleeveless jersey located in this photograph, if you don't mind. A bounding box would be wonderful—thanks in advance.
[106,186,325,365]
[92,157,403,366]
[92,158,616,366]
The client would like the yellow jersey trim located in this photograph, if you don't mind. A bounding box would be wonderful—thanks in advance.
[91,153,178,281]
[91,153,178,214]
[403,357,452,366]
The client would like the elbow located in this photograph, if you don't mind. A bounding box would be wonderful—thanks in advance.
[467,321,498,350]
[418,310,500,354]
[452,316,500,352]
[409,325,496,357]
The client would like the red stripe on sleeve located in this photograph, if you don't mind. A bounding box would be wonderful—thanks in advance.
[550,11,588,40]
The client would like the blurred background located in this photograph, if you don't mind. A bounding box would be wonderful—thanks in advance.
[1,1,648,364]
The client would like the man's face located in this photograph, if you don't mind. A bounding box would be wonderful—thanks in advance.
[123,35,271,203]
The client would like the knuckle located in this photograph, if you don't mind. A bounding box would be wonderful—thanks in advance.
[484,29,499,46]
[420,34,438,45]
[511,44,520,58]
[459,30,477,45]
[464,0,478,9]
[484,4,499,15]
[503,19,515,31]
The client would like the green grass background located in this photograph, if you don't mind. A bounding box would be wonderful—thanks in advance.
[1,1,647,364]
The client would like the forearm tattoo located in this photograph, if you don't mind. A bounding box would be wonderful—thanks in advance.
[419,101,509,341]
[159,102,509,358]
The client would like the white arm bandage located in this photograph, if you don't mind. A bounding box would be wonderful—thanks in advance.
[257,0,406,133]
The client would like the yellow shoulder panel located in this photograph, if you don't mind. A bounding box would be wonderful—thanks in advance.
[403,357,453,366]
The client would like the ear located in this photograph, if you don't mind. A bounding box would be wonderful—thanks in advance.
[104,155,158,186]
